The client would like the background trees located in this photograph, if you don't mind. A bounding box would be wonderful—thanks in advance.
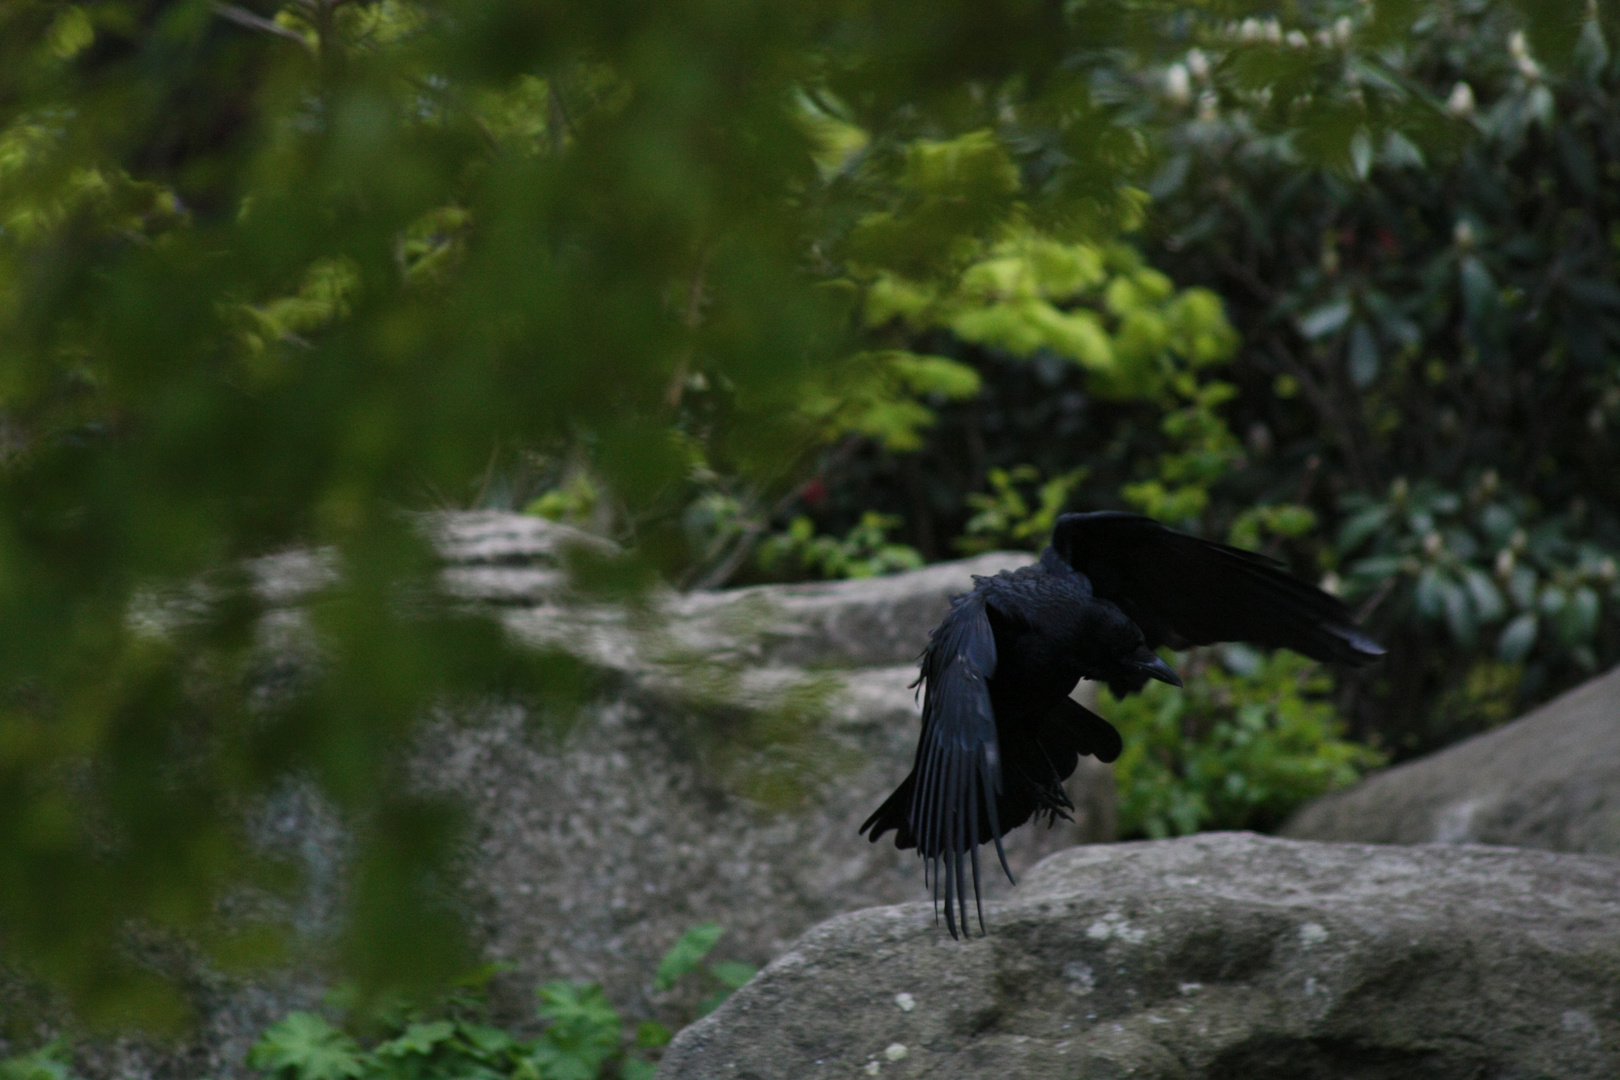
[0,0,1608,1032]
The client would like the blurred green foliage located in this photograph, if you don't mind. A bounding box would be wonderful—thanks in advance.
[956,464,1086,555]
[1104,649,1385,840]
[0,0,1606,1037]
[756,511,922,580]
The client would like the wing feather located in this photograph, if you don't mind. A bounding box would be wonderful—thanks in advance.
[859,589,1002,937]
[1052,511,1383,664]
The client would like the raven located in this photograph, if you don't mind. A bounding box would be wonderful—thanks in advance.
[860,510,1384,937]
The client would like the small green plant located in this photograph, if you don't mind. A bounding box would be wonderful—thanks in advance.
[525,983,623,1080]
[1103,649,1385,839]
[0,1042,73,1080]
[1226,503,1318,553]
[524,471,600,527]
[757,512,923,580]
[650,923,758,1017]
[955,465,1086,555]
[0,926,755,1080]
[247,1014,366,1080]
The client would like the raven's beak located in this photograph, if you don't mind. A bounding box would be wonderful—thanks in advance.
[1131,647,1183,687]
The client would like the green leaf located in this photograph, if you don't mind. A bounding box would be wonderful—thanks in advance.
[620,1059,658,1080]
[654,924,724,990]
[1297,299,1352,339]
[1498,613,1539,663]
[459,1024,521,1060]
[634,1022,672,1049]
[1459,256,1495,322]
[1337,504,1390,553]
[531,983,621,1080]
[1442,580,1476,647]
[902,130,1020,200]
[885,353,982,399]
[1558,586,1600,645]
[1347,320,1379,387]
[375,1020,455,1058]
[46,7,94,60]
[1463,568,1506,624]
[0,1042,75,1080]
[247,1014,366,1080]
[1415,567,1445,618]
[1349,128,1373,180]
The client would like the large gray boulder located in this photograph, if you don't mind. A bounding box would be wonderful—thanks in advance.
[1283,664,1620,854]
[658,833,1620,1080]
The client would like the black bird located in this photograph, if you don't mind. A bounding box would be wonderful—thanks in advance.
[860,510,1384,937]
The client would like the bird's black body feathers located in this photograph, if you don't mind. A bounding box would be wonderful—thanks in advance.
[860,511,1383,937]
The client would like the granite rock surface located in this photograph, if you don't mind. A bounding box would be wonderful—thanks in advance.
[1283,663,1620,855]
[659,832,1620,1080]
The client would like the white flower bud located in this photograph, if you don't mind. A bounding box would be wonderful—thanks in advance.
[1187,48,1210,80]
[1287,29,1309,48]
[1240,17,1263,42]
[1446,81,1475,118]
[1334,16,1353,47]
[1264,18,1282,43]
[1165,63,1192,106]
[1454,220,1475,249]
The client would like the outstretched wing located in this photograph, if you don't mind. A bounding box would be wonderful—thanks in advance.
[1051,511,1383,664]
[858,589,1005,938]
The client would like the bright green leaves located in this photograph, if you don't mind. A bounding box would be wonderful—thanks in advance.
[1105,650,1384,840]
[846,130,1022,276]
[249,1013,367,1080]
[46,7,94,60]
[850,153,1239,413]
[956,465,1086,555]
[1122,378,1242,526]
[649,922,757,1017]
[1163,288,1239,368]
[0,1042,74,1080]
[757,512,923,580]
[795,90,869,181]
[1227,504,1318,552]
[238,257,364,370]
[528,983,621,1080]
[651,923,725,991]
[236,986,622,1080]
[952,296,1113,371]
[902,130,1021,202]
[375,1020,457,1059]
[798,350,981,450]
